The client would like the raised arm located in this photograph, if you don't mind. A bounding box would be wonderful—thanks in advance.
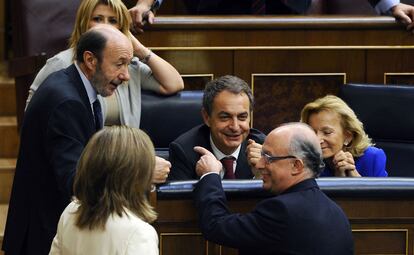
[130,33,184,95]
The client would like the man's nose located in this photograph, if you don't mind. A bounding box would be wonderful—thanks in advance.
[119,66,130,81]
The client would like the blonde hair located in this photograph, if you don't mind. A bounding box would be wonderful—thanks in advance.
[300,95,372,157]
[74,126,157,230]
[69,0,131,49]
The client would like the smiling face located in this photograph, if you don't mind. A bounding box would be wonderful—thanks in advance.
[308,110,352,159]
[258,134,294,193]
[202,90,251,155]
[91,33,133,97]
[88,4,120,29]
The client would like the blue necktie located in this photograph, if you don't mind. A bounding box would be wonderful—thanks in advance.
[93,99,103,131]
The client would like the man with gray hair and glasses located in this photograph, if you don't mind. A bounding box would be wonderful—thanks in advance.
[194,122,354,255]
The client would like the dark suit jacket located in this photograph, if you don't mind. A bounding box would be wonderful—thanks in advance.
[195,174,354,255]
[2,64,97,255]
[168,124,265,180]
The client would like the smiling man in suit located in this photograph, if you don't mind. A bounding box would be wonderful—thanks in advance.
[194,122,354,255]
[168,75,265,180]
[2,25,133,255]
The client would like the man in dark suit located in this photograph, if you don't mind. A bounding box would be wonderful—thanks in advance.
[2,25,133,255]
[168,75,265,180]
[194,122,354,255]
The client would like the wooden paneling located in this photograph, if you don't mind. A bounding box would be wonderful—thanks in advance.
[353,229,408,254]
[252,73,345,134]
[154,50,233,78]
[160,233,206,255]
[138,17,414,136]
[182,74,213,90]
[367,50,414,84]
[385,73,414,86]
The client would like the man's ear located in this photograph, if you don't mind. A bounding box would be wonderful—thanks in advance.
[201,108,210,127]
[291,159,304,176]
[83,51,97,72]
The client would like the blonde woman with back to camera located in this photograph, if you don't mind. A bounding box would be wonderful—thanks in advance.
[301,95,388,177]
[49,126,158,254]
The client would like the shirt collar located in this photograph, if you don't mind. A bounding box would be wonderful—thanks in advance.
[209,134,241,160]
[74,62,97,105]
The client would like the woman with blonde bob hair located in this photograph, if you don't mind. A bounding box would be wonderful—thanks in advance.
[49,126,159,254]
[301,95,388,177]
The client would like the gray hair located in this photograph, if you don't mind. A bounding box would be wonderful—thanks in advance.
[202,75,254,115]
[283,123,325,177]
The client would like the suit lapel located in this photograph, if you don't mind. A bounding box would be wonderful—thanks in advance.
[66,64,95,130]
[235,139,252,179]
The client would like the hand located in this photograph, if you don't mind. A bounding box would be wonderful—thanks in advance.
[246,139,262,167]
[127,31,150,59]
[391,3,414,32]
[129,0,156,33]
[246,139,263,178]
[152,156,171,184]
[193,146,222,177]
[332,150,360,177]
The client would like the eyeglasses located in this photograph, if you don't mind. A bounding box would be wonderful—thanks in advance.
[261,151,297,164]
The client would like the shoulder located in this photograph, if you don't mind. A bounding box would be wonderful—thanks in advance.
[114,211,159,251]
[45,48,73,68]
[359,146,386,161]
[248,128,266,143]
[356,146,387,177]
[172,124,209,146]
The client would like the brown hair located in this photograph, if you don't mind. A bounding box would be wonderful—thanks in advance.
[69,0,131,50]
[73,126,157,230]
[300,95,372,157]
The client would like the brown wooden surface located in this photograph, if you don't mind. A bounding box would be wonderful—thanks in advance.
[385,74,414,85]
[139,16,414,135]
[154,195,414,255]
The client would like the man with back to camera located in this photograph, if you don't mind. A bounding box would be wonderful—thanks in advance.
[168,75,266,180]
[2,25,133,255]
[194,122,354,255]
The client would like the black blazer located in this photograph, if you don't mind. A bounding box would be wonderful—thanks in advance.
[168,124,265,180]
[195,175,354,255]
[2,64,97,255]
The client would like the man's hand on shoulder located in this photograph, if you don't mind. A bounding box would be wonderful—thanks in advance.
[194,146,222,177]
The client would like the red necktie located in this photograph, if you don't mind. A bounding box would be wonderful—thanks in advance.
[221,157,236,179]
[252,0,266,14]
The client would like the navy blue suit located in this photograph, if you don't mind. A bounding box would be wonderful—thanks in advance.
[168,124,265,180]
[2,64,97,255]
[195,174,354,255]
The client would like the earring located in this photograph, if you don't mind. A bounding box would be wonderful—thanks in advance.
[343,141,349,146]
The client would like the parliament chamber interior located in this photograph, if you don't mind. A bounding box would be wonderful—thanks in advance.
[2,0,414,254]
